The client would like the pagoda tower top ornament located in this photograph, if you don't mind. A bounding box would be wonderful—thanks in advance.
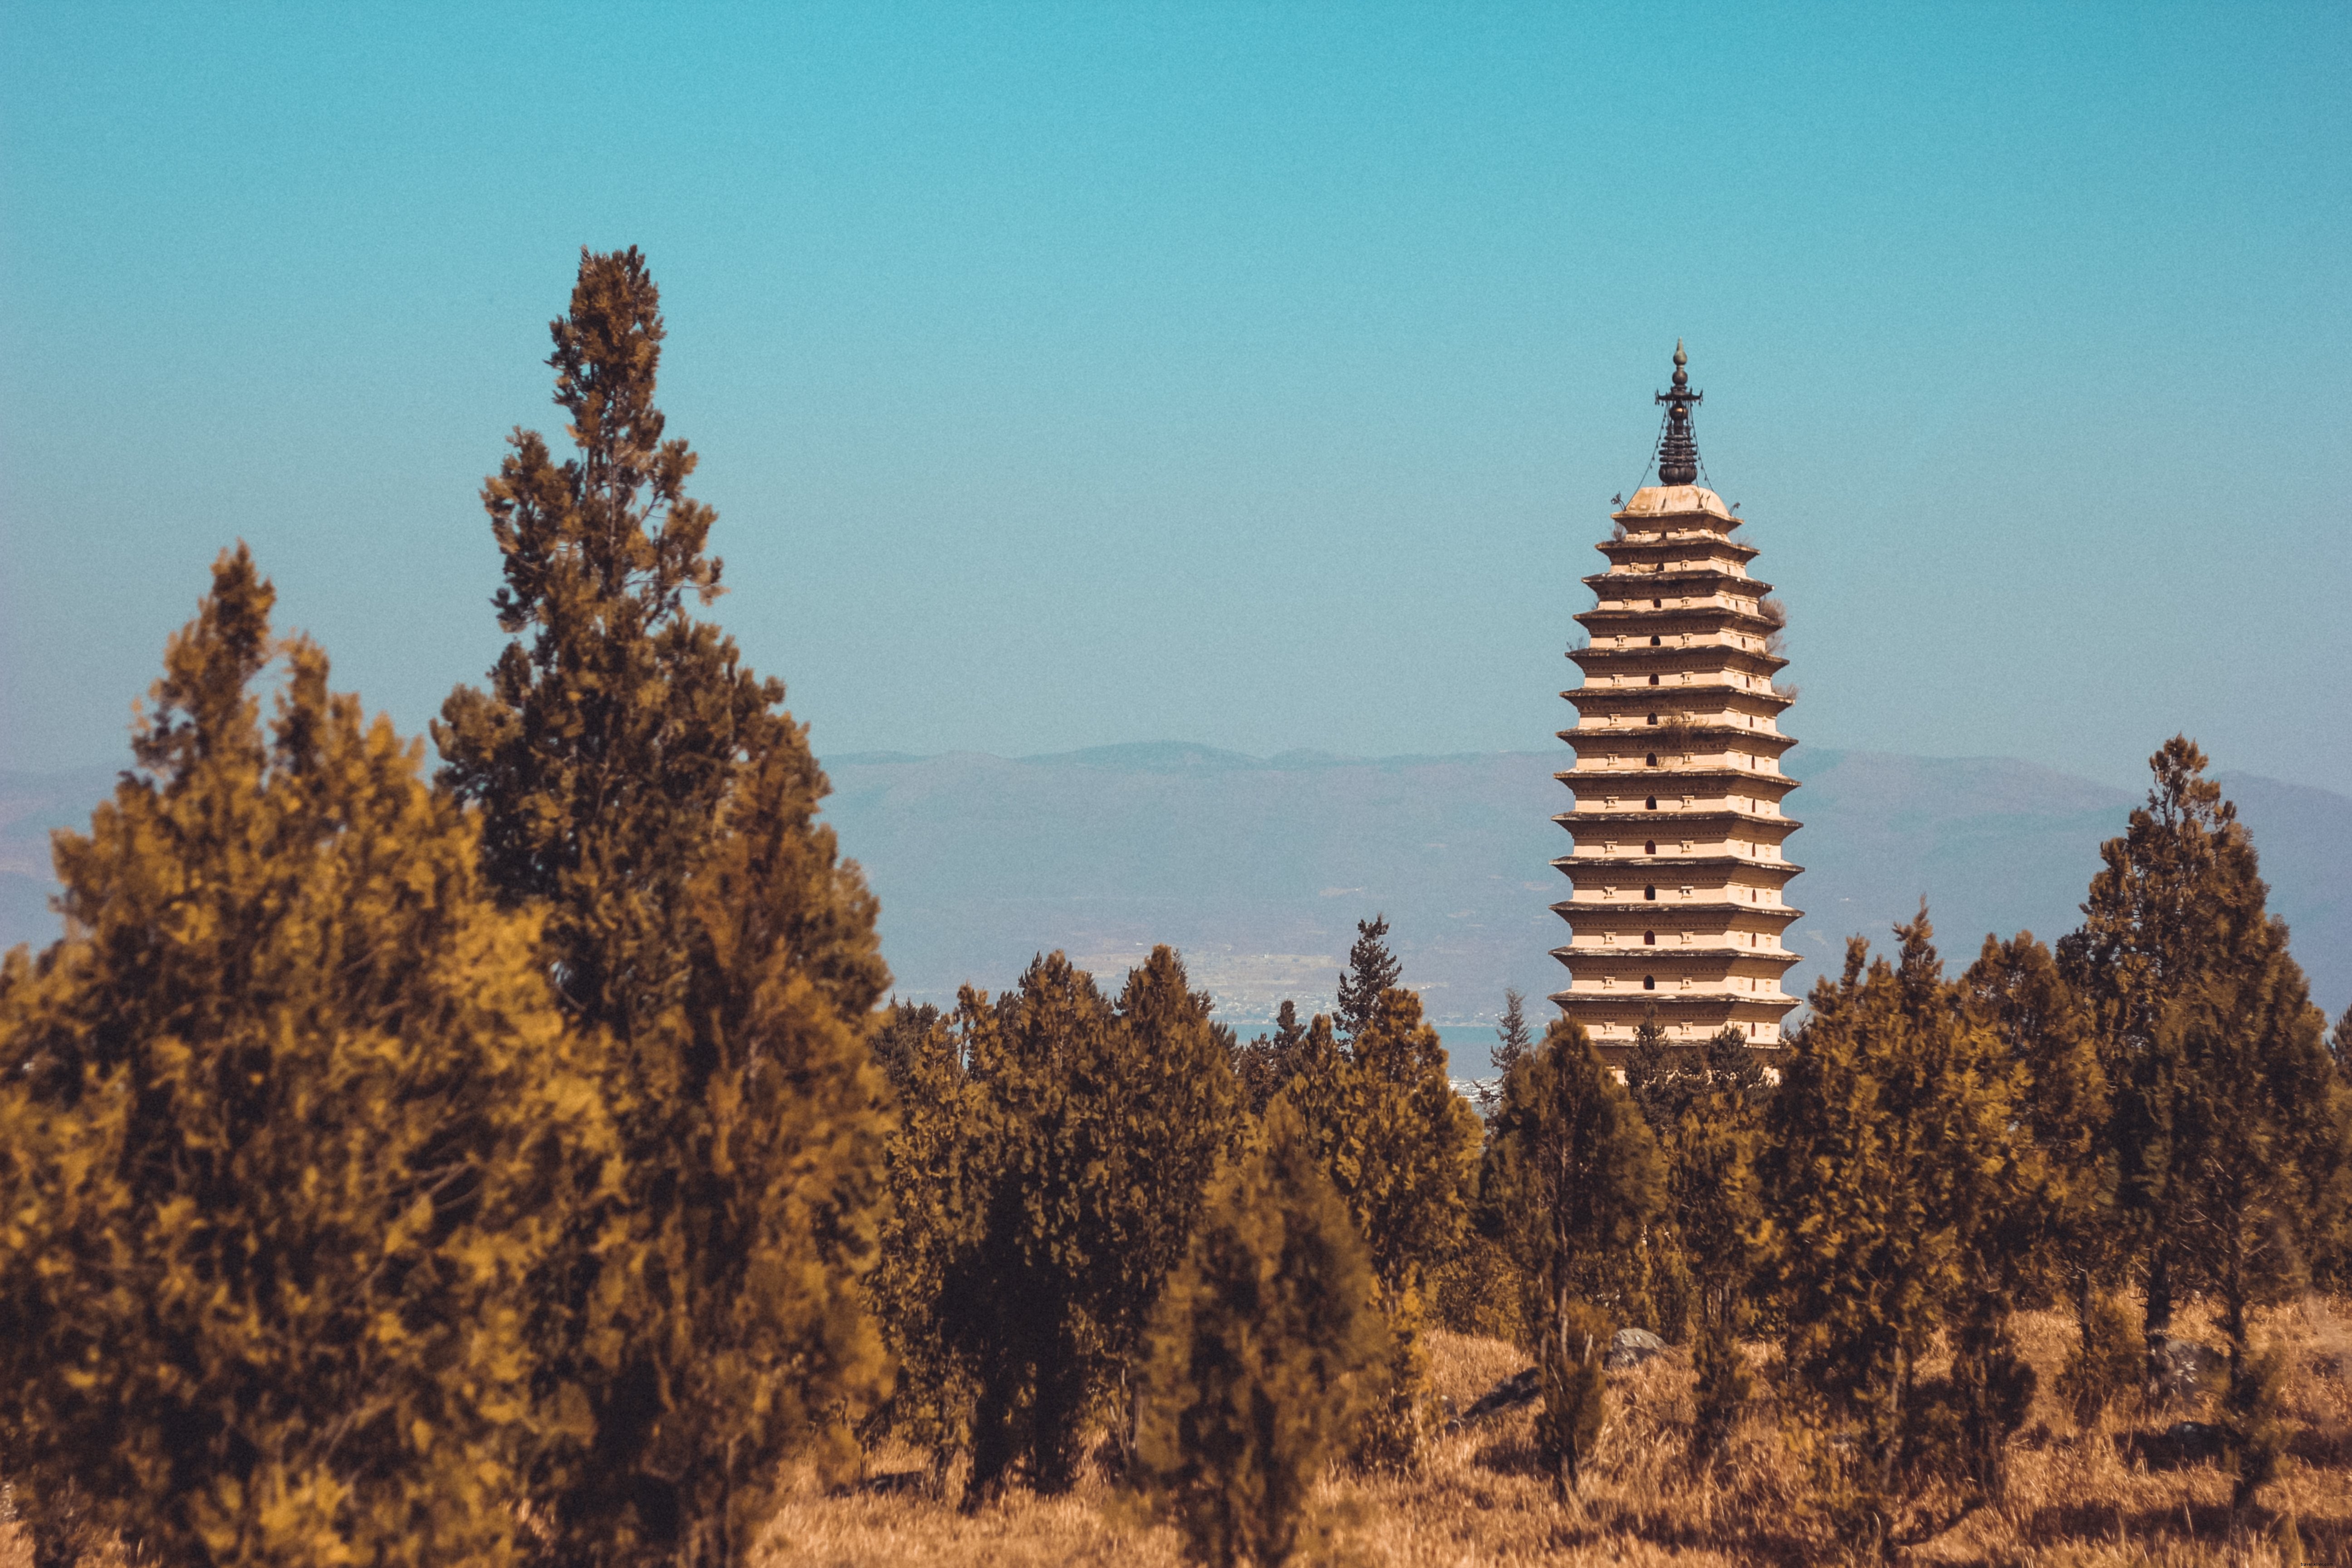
[1654,339,1702,485]
[1546,345,1804,1059]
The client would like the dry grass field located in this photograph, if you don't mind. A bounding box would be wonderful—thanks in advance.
[760,1299,2352,1567]
[12,1298,2352,1566]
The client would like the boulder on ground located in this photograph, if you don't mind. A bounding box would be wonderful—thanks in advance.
[2150,1336,2224,1401]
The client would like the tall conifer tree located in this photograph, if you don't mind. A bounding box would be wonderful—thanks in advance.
[1134,1099,1390,1568]
[1480,1019,1665,1497]
[1334,915,1403,1043]
[1282,987,1481,1463]
[2059,738,2351,1376]
[946,949,1244,1500]
[0,550,603,1568]
[1760,911,2031,1536]
[435,249,893,1567]
[1960,933,2112,1333]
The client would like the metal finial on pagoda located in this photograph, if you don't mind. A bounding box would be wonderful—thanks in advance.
[1654,339,1702,486]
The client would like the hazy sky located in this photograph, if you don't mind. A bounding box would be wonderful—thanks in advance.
[4,4,2346,793]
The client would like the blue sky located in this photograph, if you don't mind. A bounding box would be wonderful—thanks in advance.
[3,3,2346,793]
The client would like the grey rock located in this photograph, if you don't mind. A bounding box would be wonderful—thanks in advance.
[2150,1337,2224,1401]
[1605,1327,1667,1371]
[2163,1420,2226,1462]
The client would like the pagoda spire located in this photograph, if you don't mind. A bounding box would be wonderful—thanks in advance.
[1654,340,1702,486]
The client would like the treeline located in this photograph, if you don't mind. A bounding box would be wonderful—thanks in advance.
[2,249,2347,1568]
[854,738,2351,1559]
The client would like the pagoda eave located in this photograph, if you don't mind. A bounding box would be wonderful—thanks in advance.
[1557,735,1800,764]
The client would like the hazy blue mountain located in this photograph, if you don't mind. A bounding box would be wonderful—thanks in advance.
[5,751,2343,1031]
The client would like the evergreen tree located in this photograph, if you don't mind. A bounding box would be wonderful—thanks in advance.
[1671,1027,1766,1468]
[863,1001,985,1483]
[1480,1019,1665,1496]
[2160,937,2339,1509]
[1134,1099,1391,1568]
[1960,933,2113,1335]
[1477,988,1535,1117]
[1234,998,1308,1117]
[1623,1004,1695,1132]
[2060,739,2352,1384]
[1759,911,2030,1533]
[0,550,604,1568]
[1281,987,1480,1464]
[434,248,893,1566]
[1492,987,1534,1075]
[1701,1022,1769,1101]
[950,949,1245,1500]
[1334,914,1403,1043]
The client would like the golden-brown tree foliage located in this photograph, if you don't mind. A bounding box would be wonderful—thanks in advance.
[1479,1019,1665,1496]
[434,247,894,1568]
[941,949,1246,1501]
[1134,1098,1390,1567]
[1281,989,1482,1465]
[0,547,606,1568]
[1759,910,2036,1544]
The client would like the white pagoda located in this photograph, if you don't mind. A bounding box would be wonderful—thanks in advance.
[1548,344,1804,1058]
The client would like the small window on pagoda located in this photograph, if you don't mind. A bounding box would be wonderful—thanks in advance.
[1643,840,1656,855]
[1646,754,1659,767]
[1648,674,1660,686]
[1643,975,1657,990]
[1651,598,1662,608]
[1646,713,1658,725]
[1644,796,1658,810]
[1643,930,1656,946]
[1644,885,1658,901]
[1650,634,1661,646]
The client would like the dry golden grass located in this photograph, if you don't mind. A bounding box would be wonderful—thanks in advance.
[12,1301,2352,1565]
[761,1302,2352,1567]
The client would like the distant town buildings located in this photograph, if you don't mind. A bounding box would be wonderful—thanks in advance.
[1549,345,1804,1056]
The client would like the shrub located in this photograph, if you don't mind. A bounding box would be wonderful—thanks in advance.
[1135,1100,1390,1566]
[0,549,604,1568]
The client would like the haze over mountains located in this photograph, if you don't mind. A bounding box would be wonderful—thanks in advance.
[9,745,2342,1039]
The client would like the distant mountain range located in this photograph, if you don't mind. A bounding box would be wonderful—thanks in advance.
[5,747,2345,1028]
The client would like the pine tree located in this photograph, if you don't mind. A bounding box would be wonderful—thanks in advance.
[1479,988,1535,1118]
[1493,987,1534,1075]
[1624,1004,1695,1132]
[2060,739,2352,1384]
[2161,937,2339,1510]
[1671,1028,1766,1468]
[949,949,1245,1500]
[433,248,893,1566]
[0,549,605,1568]
[1759,910,2029,1530]
[1281,987,1481,1464]
[1134,1099,1391,1568]
[1961,934,2110,1295]
[863,1001,985,1483]
[1334,914,1403,1043]
[1235,998,1309,1117]
[1480,1018,1665,1496]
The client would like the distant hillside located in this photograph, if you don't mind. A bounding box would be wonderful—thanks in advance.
[5,750,2344,1027]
